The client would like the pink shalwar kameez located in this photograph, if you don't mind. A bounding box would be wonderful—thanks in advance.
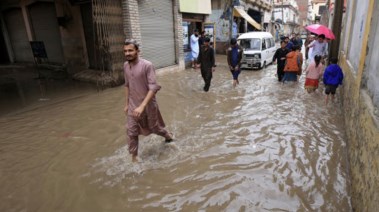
[124,58,169,156]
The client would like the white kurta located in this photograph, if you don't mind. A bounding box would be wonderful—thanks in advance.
[190,34,199,59]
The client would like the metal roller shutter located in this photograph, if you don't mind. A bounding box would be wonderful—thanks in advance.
[28,2,64,64]
[138,0,176,69]
[3,8,34,63]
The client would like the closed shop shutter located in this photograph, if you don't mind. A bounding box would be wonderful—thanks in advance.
[28,2,64,64]
[3,8,34,63]
[138,0,176,69]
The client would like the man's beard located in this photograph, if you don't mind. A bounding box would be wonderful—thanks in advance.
[126,56,137,62]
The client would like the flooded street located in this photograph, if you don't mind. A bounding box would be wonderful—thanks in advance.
[0,55,351,211]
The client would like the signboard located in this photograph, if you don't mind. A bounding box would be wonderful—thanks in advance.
[30,41,48,59]
[182,21,189,50]
[69,0,91,5]
[179,0,211,14]
[204,23,216,49]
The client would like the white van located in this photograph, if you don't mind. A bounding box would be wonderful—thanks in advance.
[238,32,276,70]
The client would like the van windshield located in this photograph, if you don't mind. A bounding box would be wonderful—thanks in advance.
[239,38,261,50]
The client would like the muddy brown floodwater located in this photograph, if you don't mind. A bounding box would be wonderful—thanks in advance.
[0,55,351,211]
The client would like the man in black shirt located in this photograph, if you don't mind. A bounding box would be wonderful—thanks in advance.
[197,37,216,92]
[273,40,290,82]
[198,31,205,48]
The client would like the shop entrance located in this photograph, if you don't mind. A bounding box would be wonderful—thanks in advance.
[0,22,10,64]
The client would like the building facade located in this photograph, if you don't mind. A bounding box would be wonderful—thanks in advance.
[310,0,327,23]
[0,0,186,85]
[295,0,312,32]
[209,0,272,54]
[273,0,300,35]
[326,0,347,28]
[179,0,212,67]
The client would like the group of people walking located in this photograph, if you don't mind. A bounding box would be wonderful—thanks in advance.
[273,33,344,104]
[191,29,243,91]
[122,32,344,161]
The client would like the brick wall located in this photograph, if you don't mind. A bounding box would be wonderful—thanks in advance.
[121,0,142,53]
[173,0,185,69]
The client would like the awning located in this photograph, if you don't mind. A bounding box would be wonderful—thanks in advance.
[233,7,261,30]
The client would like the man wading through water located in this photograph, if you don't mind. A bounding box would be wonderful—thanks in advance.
[197,37,216,92]
[273,40,289,82]
[123,39,173,162]
[227,38,243,88]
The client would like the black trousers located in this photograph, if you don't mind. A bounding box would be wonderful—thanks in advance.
[201,69,212,91]
[277,65,285,81]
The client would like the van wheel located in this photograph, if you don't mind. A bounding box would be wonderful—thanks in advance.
[261,61,266,70]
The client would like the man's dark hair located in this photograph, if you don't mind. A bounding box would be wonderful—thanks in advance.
[284,36,289,40]
[204,37,211,42]
[314,55,322,67]
[230,38,237,45]
[330,58,338,64]
[291,45,298,51]
[124,39,139,50]
[318,34,325,39]
[280,40,286,45]
[194,29,199,33]
[201,31,205,35]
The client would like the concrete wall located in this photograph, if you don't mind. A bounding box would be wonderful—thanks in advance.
[208,9,230,54]
[339,54,379,212]
[363,13,379,109]
[55,2,87,74]
[338,0,379,211]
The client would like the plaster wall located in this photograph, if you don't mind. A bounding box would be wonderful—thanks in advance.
[339,53,379,212]
[338,0,379,211]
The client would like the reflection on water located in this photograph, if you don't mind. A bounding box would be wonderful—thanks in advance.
[0,57,351,211]
[0,66,98,116]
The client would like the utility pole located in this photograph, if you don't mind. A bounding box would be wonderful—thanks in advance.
[281,0,284,23]
[329,0,343,61]
[271,0,275,37]
[229,0,233,41]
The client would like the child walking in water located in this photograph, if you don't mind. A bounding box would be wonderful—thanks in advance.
[304,55,324,93]
[323,58,344,105]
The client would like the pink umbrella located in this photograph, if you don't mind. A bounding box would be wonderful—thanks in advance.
[305,24,335,40]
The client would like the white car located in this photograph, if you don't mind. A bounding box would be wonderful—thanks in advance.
[238,32,276,70]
